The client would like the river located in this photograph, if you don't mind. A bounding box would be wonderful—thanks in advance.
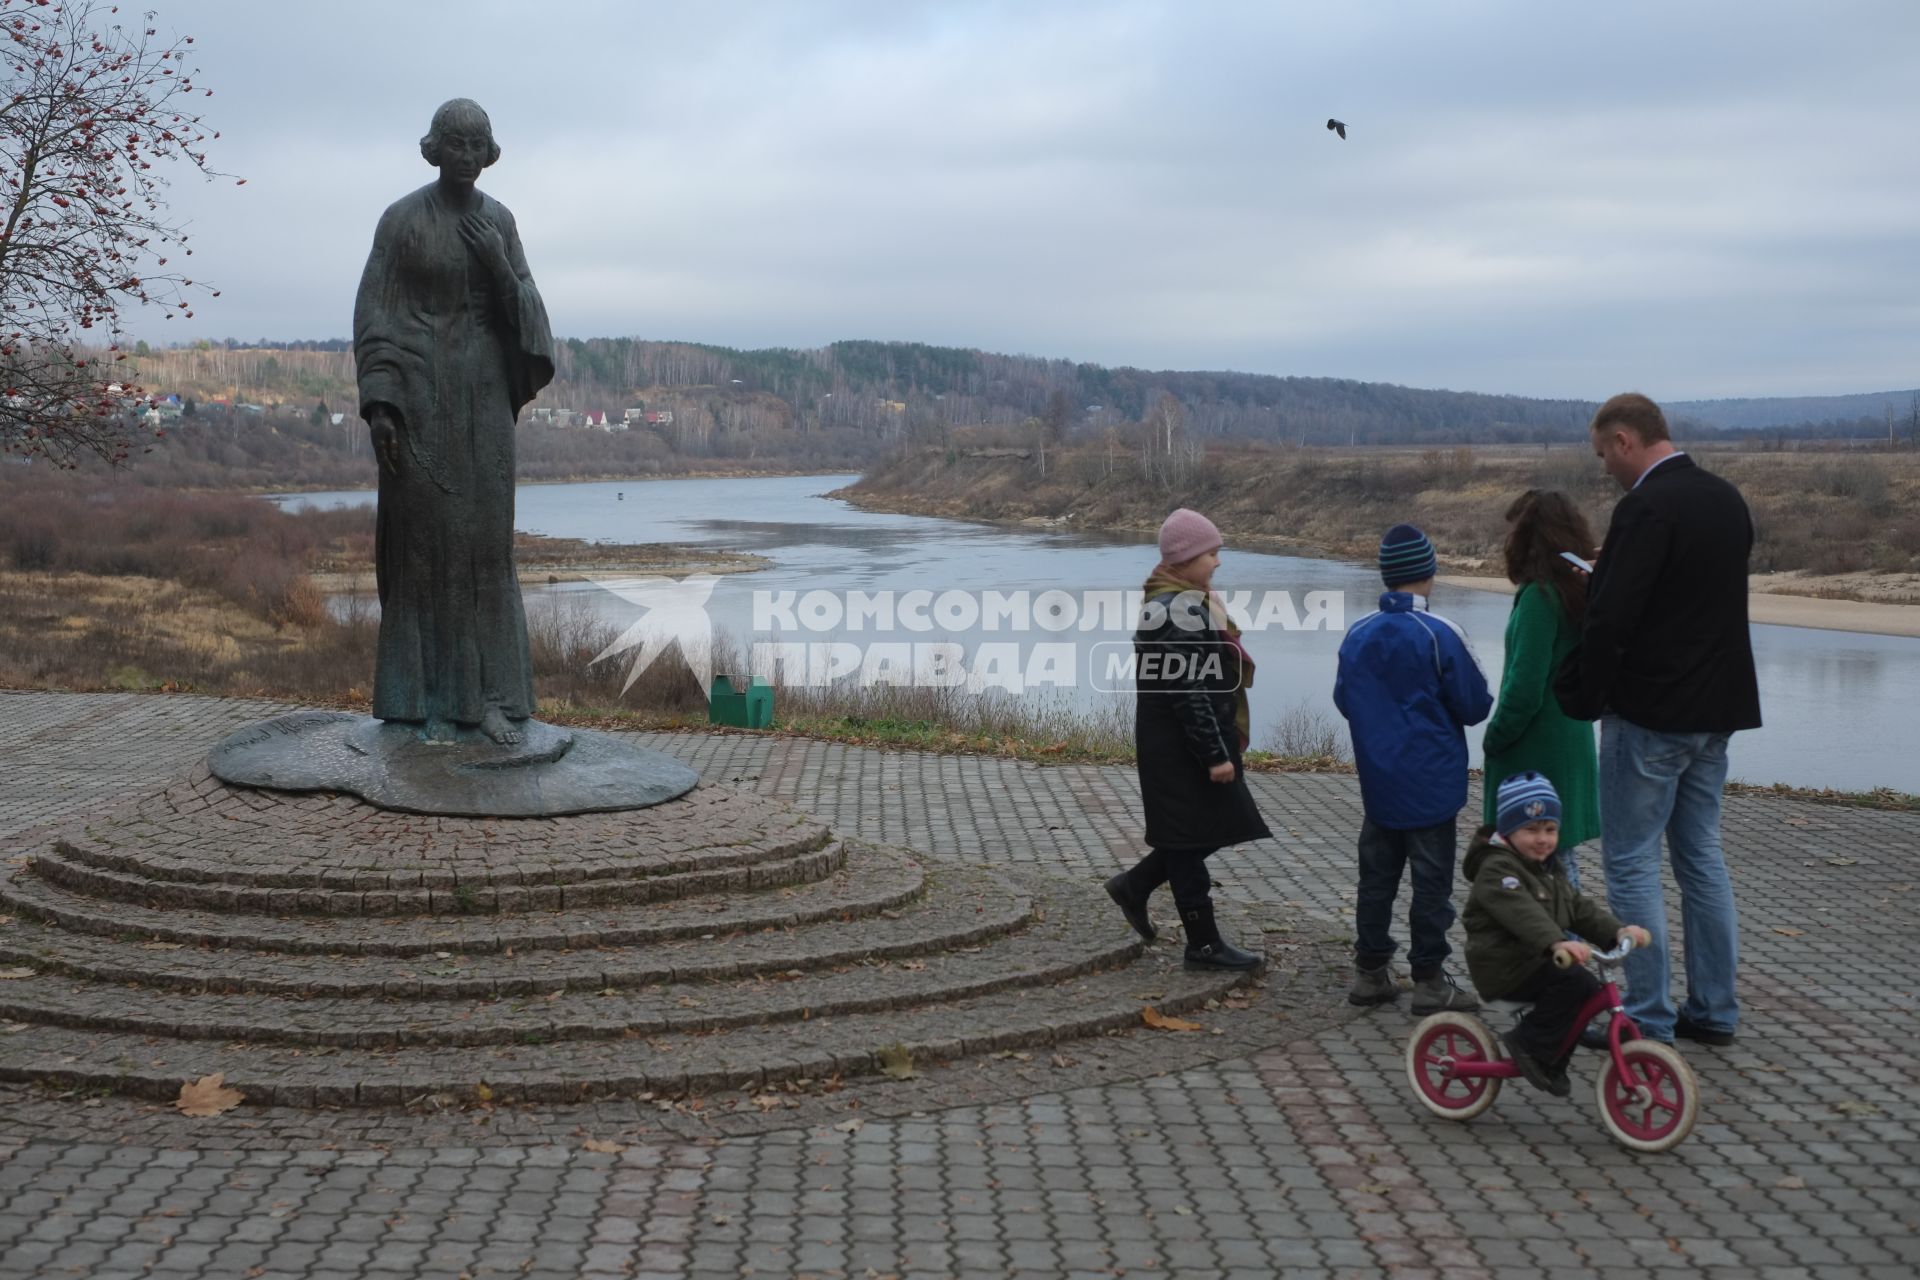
[278,474,1920,792]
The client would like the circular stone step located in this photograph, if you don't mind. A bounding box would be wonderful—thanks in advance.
[0,851,1035,990]
[0,882,1133,1047]
[0,939,1245,1105]
[45,765,831,898]
[0,764,1261,1109]
[0,840,924,957]
[24,839,843,916]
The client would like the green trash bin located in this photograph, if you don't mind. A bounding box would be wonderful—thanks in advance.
[708,675,774,729]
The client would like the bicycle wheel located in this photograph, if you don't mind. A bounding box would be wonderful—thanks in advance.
[1594,1040,1699,1152]
[1406,1012,1502,1120]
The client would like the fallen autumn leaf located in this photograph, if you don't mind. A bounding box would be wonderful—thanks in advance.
[1141,1006,1203,1033]
[175,1073,243,1117]
[877,1045,920,1080]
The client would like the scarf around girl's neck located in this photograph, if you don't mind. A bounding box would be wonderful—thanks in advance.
[1141,564,1256,751]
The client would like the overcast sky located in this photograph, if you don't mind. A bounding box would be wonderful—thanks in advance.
[125,0,1919,400]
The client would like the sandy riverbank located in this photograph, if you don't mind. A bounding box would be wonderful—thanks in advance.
[309,555,770,595]
[1438,575,1920,638]
[309,534,772,595]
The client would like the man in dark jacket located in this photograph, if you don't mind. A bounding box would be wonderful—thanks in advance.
[1556,392,1761,1046]
[1334,524,1494,1014]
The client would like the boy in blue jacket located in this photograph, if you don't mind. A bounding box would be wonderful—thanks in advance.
[1334,524,1494,1014]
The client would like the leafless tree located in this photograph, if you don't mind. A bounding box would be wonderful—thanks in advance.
[1041,389,1070,445]
[1145,391,1185,456]
[1,1,229,464]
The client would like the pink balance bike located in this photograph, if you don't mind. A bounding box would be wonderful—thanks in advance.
[1404,938,1701,1152]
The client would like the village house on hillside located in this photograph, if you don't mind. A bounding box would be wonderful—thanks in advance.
[142,394,186,427]
[522,405,677,430]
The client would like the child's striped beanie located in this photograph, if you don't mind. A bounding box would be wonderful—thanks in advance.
[1379,523,1438,588]
[1495,771,1562,839]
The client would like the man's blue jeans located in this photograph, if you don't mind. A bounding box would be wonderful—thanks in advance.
[1599,715,1741,1040]
[1354,817,1457,978]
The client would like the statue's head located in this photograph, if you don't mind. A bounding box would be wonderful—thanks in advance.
[419,98,500,175]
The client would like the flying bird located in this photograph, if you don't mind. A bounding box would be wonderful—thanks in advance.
[1327,118,1347,140]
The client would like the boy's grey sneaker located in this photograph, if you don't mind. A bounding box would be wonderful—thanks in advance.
[1410,971,1480,1015]
[1347,963,1399,1006]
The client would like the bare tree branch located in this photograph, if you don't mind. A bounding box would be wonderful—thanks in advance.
[1,0,231,465]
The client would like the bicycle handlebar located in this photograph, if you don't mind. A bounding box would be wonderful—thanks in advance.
[1552,935,1637,969]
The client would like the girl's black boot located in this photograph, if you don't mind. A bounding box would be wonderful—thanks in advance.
[1180,901,1263,971]
[1105,849,1166,941]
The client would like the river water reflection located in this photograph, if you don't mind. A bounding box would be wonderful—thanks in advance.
[279,474,1920,792]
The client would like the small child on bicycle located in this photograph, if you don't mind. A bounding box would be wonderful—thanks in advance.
[1462,772,1652,1095]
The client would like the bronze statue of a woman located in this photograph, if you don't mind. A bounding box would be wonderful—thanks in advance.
[353,99,555,744]
[209,101,696,813]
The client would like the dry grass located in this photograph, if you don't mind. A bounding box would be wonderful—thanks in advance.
[0,570,365,695]
[1262,703,1352,765]
[0,478,364,629]
[770,682,1137,761]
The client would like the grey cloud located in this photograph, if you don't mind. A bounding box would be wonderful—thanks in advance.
[131,0,1920,399]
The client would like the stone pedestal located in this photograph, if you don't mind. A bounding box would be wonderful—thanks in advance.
[0,766,1252,1108]
[206,710,698,817]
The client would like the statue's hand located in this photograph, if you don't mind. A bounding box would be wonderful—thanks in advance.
[368,405,401,475]
[459,213,514,285]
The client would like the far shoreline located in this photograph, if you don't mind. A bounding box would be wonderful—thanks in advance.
[249,468,858,500]
[1438,574,1920,639]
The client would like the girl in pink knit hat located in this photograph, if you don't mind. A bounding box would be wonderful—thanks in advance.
[1105,508,1270,970]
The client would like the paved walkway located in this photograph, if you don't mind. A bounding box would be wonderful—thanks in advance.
[2,690,1917,1280]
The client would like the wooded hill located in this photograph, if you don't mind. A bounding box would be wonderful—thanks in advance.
[105,337,1918,488]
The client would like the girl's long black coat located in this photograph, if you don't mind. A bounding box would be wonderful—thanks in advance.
[1133,589,1273,851]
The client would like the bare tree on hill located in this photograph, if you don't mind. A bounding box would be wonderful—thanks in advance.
[0,0,229,465]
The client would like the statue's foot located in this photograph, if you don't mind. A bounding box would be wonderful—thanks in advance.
[480,707,525,745]
[422,717,459,744]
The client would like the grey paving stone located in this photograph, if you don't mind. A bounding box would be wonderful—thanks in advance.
[0,693,1915,1280]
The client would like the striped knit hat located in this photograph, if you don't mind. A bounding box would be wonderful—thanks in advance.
[1379,523,1438,588]
[1495,771,1562,839]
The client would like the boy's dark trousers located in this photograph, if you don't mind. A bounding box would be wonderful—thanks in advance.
[1354,817,1457,978]
[1503,962,1605,1065]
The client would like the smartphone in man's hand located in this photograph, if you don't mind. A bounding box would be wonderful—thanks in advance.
[1559,550,1594,575]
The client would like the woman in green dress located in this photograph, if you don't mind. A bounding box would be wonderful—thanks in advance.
[1481,490,1600,885]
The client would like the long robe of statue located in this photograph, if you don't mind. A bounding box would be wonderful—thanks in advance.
[351,182,555,730]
